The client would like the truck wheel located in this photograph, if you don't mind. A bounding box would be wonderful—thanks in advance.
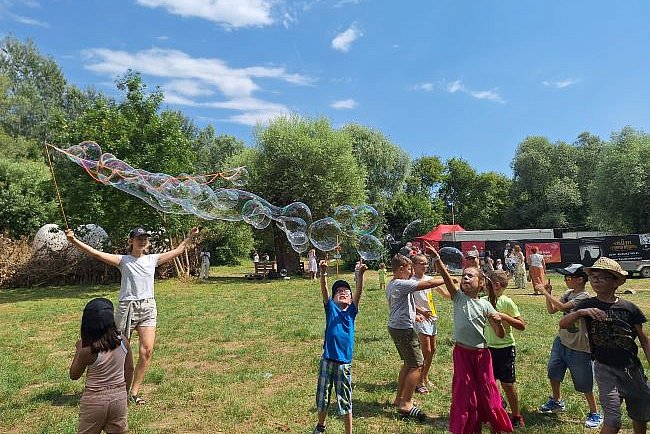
[641,267,650,278]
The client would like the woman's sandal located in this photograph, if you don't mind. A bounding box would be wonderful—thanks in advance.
[130,395,146,405]
[398,406,428,422]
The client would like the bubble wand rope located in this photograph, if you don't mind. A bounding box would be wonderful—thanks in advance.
[44,142,70,230]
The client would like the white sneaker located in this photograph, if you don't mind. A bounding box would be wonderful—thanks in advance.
[585,412,603,429]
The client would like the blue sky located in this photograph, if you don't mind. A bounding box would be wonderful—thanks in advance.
[2,0,650,175]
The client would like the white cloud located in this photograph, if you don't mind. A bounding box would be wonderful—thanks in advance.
[445,80,505,103]
[163,79,215,97]
[334,0,363,7]
[155,35,169,40]
[412,82,434,92]
[135,0,274,28]
[7,12,48,27]
[83,47,305,126]
[83,48,312,98]
[446,80,465,93]
[332,23,362,52]
[542,78,580,89]
[330,99,357,109]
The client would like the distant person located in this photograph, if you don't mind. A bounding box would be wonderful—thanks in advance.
[482,251,495,274]
[199,249,211,279]
[253,250,259,263]
[468,245,480,259]
[503,243,512,268]
[560,257,649,434]
[262,253,270,262]
[308,249,318,280]
[528,246,546,295]
[66,226,198,404]
[495,259,503,271]
[513,245,526,289]
[312,260,366,434]
[69,298,134,434]
[399,242,413,257]
[537,264,602,429]
[465,249,480,269]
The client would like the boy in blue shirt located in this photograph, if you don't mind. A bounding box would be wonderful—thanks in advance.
[313,259,367,434]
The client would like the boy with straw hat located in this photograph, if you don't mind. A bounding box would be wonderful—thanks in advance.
[559,257,650,434]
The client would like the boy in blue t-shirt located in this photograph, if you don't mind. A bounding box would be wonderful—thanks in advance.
[313,259,367,434]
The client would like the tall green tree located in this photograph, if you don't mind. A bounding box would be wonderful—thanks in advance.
[439,158,511,230]
[588,127,650,233]
[0,158,56,237]
[509,136,588,229]
[245,115,366,271]
[342,123,410,205]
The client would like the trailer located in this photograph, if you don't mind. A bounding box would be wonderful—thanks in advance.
[440,228,554,242]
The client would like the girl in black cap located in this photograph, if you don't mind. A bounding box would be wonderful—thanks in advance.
[70,298,134,434]
[66,226,198,404]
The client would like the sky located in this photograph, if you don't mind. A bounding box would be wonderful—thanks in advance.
[2,0,650,175]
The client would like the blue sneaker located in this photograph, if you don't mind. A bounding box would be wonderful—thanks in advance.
[585,412,603,429]
[539,396,566,413]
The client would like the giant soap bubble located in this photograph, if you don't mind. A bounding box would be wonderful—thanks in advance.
[439,246,464,272]
[357,234,384,261]
[50,141,385,260]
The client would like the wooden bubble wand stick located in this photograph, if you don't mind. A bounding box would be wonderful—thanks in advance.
[44,142,70,230]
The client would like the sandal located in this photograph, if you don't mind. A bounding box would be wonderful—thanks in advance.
[415,385,430,394]
[399,406,428,422]
[130,395,146,405]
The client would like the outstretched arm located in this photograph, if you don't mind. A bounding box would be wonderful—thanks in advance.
[423,242,457,299]
[66,230,121,268]
[559,308,607,329]
[158,227,199,265]
[538,283,576,314]
[353,263,367,307]
[498,312,526,331]
[319,260,329,305]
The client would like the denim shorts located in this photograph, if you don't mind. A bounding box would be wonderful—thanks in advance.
[547,336,594,393]
[414,317,438,337]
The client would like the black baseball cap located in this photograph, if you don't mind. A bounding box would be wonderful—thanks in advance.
[82,298,115,330]
[332,279,351,294]
[129,227,151,238]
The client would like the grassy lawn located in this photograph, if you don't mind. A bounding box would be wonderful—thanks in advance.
[1,265,649,434]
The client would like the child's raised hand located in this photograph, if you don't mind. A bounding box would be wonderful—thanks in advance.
[189,227,200,237]
[319,260,328,273]
[423,242,438,256]
[65,229,75,242]
[358,263,368,274]
[543,279,552,293]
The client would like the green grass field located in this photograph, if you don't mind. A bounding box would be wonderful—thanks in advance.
[1,266,649,434]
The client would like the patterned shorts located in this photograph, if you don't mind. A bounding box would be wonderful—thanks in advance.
[315,357,352,415]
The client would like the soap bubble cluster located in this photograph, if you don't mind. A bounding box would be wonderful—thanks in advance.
[52,142,385,260]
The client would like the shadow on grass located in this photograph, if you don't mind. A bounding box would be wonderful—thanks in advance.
[0,284,112,305]
[31,389,81,407]
[354,380,396,395]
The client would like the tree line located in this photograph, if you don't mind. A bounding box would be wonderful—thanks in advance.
[1,36,649,269]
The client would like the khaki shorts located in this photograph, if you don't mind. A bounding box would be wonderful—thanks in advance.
[78,387,128,434]
[115,299,157,337]
[388,327,424,368]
